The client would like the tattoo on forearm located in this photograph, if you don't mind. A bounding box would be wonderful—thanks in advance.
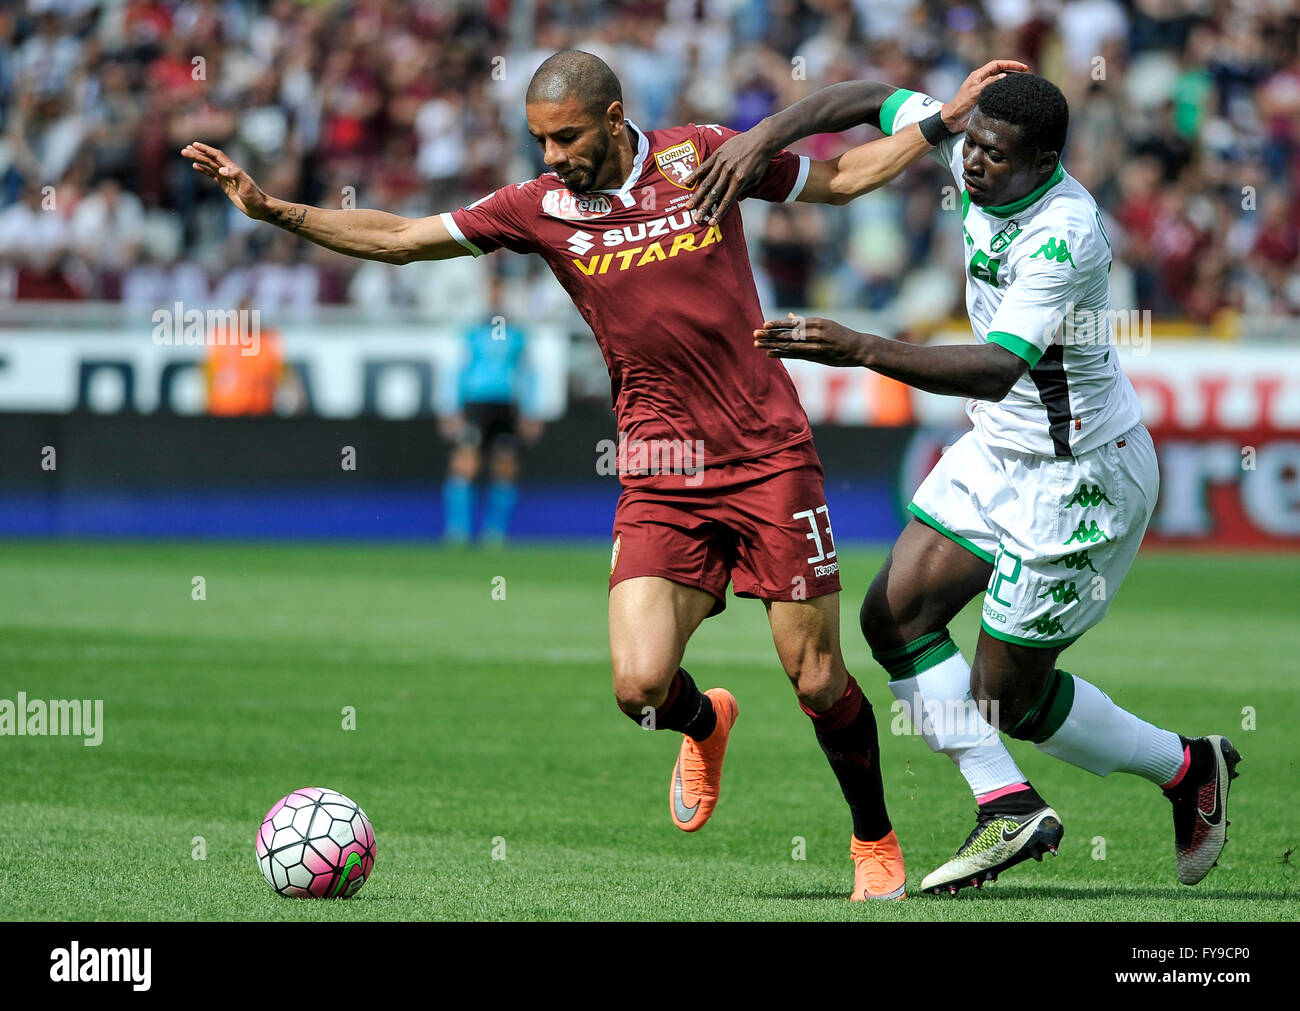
[267,205,307,232]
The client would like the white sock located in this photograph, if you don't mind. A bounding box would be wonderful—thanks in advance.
[1031,672,1185,783]
[889,649,1027,798]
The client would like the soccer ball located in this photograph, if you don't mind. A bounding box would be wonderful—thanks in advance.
[254,787,376,898]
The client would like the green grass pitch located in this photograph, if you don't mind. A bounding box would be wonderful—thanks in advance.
[2,541,1296,921]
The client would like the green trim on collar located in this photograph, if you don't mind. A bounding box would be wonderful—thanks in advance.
[982,162,1065,218]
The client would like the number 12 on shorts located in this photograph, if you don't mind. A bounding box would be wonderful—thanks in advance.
[794,505,837,564]
[989,544,1022,606]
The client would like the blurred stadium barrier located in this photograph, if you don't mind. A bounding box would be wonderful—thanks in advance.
[1,308,1295,547]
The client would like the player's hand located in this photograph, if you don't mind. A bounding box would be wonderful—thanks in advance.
[684,123,775,225]
[940,59,1030,132]
[754,314,868,368]
[181,141,268,219]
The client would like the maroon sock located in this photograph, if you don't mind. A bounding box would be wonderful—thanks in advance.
[803,675,892,842]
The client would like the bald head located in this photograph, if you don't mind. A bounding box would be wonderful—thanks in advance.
[526,50,622,119]
[525,50,634,193]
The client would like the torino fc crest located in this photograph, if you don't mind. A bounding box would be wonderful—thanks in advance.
[655,141,699,189]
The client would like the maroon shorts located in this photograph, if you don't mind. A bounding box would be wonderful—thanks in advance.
[608,440,842,615]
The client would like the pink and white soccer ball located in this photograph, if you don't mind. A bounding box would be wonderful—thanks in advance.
[255,787,376,898]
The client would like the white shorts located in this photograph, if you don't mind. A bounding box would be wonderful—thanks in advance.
[909,424,1160,648]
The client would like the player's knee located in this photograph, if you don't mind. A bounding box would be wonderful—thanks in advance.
[613,685,665,718]
[490,452,518,482]
[450,450,478,480]
[969,661,1019,732]
[859,578,902,652]
[611,662,674,715]
[790,660,842,713]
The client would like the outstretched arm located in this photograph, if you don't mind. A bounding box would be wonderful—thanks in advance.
[686,59,1027,220]
[182,141,468,264]
[795,125,932,205]
[755,315,1027,402]
[756,80,902,145]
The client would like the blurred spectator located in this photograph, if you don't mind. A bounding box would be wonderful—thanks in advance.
[85,61,144,187]
[0,0,1294,327]
[0,181,87,299]
[1114,156,1163,310]
[1057,0,1127,81]
[6,87,88,187]
[17,12,82,98]
[1248,192,1300,314]
[70,176,145,270]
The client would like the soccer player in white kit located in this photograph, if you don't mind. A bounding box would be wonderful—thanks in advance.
[693,71,1240,894]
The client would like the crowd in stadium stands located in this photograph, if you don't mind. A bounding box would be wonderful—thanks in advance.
[0,0,1297,329]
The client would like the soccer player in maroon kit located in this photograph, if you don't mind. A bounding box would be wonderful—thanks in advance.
[184,50,1009,900]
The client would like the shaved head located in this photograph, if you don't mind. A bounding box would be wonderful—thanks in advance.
[526,50,623,119]
[524,50,633,194]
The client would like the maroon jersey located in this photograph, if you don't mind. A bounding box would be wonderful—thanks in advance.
[442,121,814,485]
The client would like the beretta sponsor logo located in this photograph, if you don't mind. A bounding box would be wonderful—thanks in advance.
[542,189,613,221]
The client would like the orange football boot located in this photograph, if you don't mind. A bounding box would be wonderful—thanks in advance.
[669,688,739,832]
[850,829,907,900]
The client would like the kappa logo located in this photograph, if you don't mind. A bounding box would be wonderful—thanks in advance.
[655,140,700,190]
[1031,236,1076,267]
[542,188,613,222]
[982,600,1007,624]
[1065,483,1114,509]
[1057,550,1099,573]
[1038,580,1080,605]
[1064,520,1110,545]
[1024,612,1066,637]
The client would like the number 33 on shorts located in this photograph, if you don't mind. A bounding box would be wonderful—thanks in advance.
[794,504,838,571]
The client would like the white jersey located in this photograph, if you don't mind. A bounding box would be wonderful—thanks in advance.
[882,90,1142,457]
